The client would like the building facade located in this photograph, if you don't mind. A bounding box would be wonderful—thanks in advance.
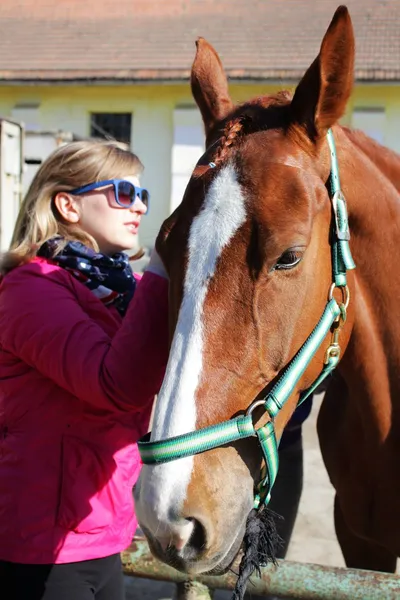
[0,0,399,248]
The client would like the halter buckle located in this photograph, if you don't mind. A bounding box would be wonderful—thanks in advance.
[332,190,350,241]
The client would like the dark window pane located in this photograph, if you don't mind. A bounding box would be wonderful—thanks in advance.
[90,113,132,145]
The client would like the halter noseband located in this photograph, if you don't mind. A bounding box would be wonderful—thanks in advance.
[138,129,355,509]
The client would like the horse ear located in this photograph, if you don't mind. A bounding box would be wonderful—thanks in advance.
[290,5,354,141]
[191,38,234,137]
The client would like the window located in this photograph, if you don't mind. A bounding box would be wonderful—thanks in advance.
[90,113,132,145]
[351,108,385,144]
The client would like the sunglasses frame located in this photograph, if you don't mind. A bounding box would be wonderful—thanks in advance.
[69,179,150,210]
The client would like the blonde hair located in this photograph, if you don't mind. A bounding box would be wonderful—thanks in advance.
[1,140,144,275]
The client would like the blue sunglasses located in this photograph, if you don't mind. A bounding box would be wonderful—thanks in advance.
[70,179,150,209]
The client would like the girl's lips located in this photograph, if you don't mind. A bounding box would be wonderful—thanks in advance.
[125,222,140,233]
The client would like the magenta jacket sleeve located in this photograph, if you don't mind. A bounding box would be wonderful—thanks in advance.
[0,261,169,412]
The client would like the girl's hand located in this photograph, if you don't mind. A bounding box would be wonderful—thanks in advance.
[146,248,168,279]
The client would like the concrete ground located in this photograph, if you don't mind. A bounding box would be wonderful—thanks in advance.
[124,393,344,599]
[283,393,344,568]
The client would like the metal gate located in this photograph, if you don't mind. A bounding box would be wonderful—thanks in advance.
[0,119,24,252]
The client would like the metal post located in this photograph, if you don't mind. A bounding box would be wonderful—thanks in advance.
[122,539,400,600]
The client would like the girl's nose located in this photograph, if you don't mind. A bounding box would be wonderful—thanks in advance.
[130,196,147,215]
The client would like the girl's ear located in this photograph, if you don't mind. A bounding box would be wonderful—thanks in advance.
[53,192,81,223]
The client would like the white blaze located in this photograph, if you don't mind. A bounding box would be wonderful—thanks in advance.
[136,164,247,530]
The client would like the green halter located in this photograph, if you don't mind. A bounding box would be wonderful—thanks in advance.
[138,129,356,508]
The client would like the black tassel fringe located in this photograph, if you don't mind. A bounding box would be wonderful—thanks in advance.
[231,506,282,600]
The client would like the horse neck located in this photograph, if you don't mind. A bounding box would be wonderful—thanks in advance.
[342,126,400,193]
[337,126,400,241]
[337,126,400,436]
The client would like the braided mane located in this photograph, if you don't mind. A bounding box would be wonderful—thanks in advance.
[194,91,292,177]
[212,116,250,165]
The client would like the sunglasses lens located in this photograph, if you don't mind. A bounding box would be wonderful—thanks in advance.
[140,189,150,208]
[117,181,136,206]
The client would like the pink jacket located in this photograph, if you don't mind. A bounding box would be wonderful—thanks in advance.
[0,257,169,564]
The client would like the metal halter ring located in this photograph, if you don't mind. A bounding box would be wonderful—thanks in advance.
[328,283,350,311]
[246,399,267,417]
[246,399,275,437]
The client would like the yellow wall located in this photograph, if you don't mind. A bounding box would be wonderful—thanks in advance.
[0,82,399,246]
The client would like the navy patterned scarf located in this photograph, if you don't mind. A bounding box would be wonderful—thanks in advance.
[38,237,136,317]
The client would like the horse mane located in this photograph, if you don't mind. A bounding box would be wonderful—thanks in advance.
[342,127,400,193]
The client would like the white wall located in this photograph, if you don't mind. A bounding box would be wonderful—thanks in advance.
[171,107,204,212]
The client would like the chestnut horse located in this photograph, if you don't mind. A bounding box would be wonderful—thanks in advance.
[135,6,400,576]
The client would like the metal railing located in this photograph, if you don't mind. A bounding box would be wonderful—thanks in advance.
[122,537,400,600]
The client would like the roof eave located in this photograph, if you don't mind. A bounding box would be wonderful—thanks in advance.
[0,68,399,85]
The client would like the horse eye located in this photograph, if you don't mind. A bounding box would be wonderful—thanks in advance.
[274,249,303,271]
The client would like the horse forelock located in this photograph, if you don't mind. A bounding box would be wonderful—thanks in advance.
[193,92,293,179]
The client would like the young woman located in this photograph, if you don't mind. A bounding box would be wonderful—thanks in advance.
[0,140,169,600]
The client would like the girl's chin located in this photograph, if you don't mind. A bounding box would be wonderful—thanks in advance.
[102,232,139,255]
[118,233,139,253]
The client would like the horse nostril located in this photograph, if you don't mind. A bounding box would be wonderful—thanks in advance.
[151,517,208,558]
[188,517,207,552]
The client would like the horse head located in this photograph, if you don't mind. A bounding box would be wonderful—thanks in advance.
[135,5,356,575]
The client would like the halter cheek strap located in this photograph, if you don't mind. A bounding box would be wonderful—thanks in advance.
[138,128,356,509]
